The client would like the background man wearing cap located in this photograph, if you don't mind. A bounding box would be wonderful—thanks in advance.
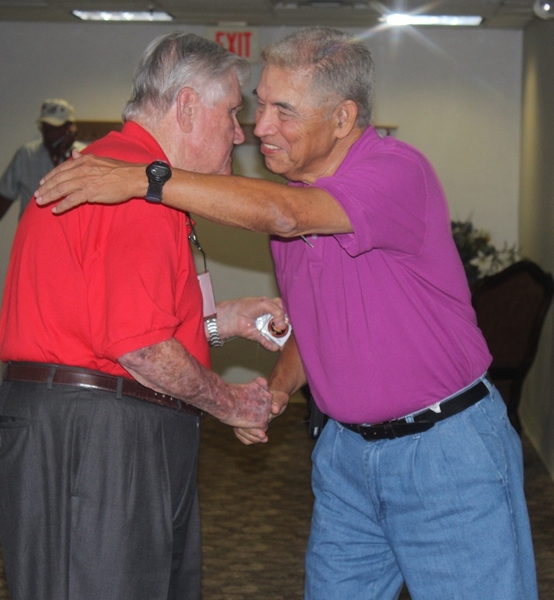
[0,98,84,220]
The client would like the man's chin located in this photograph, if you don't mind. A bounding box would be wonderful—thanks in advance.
[212,161,232,176]
[263,155,289,177]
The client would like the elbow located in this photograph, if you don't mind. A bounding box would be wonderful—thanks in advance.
[118,347,149,373]
[265,205,301,237]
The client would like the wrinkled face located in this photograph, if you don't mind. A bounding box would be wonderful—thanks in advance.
[253,65,341,183]
[185,74,245,175]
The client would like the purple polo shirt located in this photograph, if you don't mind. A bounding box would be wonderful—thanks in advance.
[270,127,491,424]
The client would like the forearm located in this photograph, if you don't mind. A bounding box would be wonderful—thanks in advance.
[92,163,343,237]
[162,171,301,235]
[117,164,295,234]
[120,338,231,414]
[118,337,269,427]
[268,333,307,397]
[162,170,352,236]
[233,333,305,445]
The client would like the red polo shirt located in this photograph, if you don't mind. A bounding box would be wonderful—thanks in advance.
[0,122,210,376]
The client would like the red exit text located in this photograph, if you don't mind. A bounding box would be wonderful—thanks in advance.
[215,31,253,59]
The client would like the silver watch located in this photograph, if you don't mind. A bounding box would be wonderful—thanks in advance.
[205,317,224,347]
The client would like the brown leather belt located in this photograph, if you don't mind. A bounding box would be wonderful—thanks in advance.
[3,362,203,417]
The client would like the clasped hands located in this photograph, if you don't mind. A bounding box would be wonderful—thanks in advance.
[234,388,290,445]
[215,296,291,443]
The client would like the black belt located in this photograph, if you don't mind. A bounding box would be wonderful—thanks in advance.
[341,379,489,441]
[3,362,203,417]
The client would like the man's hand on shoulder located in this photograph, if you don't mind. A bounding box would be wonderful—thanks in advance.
[35,151,146,214]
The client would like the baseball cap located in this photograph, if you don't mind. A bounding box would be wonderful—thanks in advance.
[38,99,76,126]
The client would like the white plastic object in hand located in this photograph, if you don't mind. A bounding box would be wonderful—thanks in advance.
[255,314,292,347]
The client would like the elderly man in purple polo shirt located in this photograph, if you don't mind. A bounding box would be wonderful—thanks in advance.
[36,26,537,600]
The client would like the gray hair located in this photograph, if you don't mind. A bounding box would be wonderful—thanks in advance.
[122,32,250,125]
[261,27,375,128]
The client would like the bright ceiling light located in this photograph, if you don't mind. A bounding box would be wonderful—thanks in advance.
[382,13,483,26]
[72,10,173,21]
[533,0,554,19]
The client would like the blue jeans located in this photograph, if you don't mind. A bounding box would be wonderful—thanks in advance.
[305,380,537,600]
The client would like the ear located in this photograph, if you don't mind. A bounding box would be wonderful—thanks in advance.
[176,87,198,133]
[335,100,358,139]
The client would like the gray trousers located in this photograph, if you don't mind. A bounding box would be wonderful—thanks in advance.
[0,380,202,600]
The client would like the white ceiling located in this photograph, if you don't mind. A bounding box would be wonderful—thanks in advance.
[0,0,541,29]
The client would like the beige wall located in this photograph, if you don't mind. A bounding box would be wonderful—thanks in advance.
[519,19,554,476]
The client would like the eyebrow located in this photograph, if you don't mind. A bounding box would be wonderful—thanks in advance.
[253,89,297,114]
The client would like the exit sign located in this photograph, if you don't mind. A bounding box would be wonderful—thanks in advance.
[205,27,259,62]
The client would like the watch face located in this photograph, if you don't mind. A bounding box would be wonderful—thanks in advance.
[147,161,172,183]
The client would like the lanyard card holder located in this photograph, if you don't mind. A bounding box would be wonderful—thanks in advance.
[197,271,217,319]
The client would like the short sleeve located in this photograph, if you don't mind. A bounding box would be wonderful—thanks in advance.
[315,150,429,258]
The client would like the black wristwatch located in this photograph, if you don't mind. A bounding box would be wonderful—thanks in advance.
[145,160,172,203]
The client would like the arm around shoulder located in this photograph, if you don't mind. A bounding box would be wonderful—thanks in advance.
[36,152,353,236]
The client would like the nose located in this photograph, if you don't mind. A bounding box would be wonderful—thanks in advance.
[253,105,277,138]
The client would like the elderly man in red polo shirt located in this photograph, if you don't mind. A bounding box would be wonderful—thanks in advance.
[0,32,286,600]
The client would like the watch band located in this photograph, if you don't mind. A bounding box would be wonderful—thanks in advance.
[145,160,172,203]
[205,316,224,347]
[145,181,164,203]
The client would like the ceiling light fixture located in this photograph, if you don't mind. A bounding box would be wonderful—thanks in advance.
[272,0,370,7]
[72,9,173,21]
[382,13,483,27]
[533,0,554,19]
